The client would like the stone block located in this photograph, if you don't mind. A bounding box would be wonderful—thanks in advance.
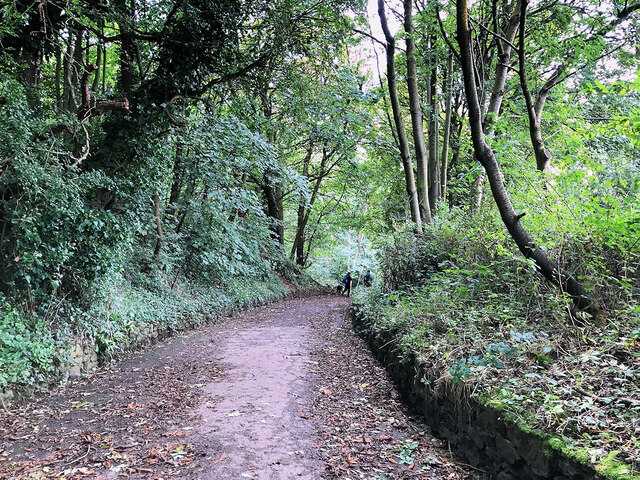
[495,435,521,465]
[496,471,518,480]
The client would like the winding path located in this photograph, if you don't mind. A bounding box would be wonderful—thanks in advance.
[1,296,487,479]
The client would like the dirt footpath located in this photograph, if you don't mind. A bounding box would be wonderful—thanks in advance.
[0,296,488,479]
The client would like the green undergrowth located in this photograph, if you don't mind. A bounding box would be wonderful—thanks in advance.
[354,213,640,478]
[0,259,317,395]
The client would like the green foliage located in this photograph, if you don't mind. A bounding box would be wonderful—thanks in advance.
[0,295,56,387]
[354,200,639,472]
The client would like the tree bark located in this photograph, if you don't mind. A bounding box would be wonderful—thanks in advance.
[290,143,315,265]
[517,0,552,172]
[92,36,102,94]
[427,40,440,212]
[153,191,164,259]
[456,0,595,314]
[404,0,431,224]
[440,52,454,201]
[485,1,521,131]
[118,0,139,95]
[63,32,76,111]
[55,43,62,111]
[263,178,284,245]
[258,83,285,245]
[378,0,423,230]
[471,0,521,209]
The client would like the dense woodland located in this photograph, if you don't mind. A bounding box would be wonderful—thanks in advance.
[1,0,639,476]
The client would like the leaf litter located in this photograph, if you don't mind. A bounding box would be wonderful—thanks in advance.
[1,296,490,479]
[307,302,489,479]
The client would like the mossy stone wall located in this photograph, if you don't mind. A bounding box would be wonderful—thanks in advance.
[352,309,604,480]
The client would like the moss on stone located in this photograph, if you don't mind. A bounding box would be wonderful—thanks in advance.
[543,442,639,480]
[595,451,640,480]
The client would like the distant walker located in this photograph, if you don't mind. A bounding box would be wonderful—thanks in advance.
[363,269,373,287]
[342,272,353,297]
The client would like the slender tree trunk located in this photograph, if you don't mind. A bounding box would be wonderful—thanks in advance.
[456,0,596,315]
[427,42,440,212]
[294,204,308,266]
[378,0,423,230]
[55,43,63,111]
[258,84,285,245]
[166,145,184,222]
[471,0,521,209]
[119,0,139,94]
[485,1,521,131]
[152,192,164,259]
[92,36,102,94]
[263,178,284,245]
[102,41,107,93]
[440,53,454,202]
[71,28,85,94]
[404,0,431,224]
[63,33,76,111]
[517,0,554,172]
[290,143,315,264]
[516,1,640,172]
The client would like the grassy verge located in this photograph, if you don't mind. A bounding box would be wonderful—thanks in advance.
[354,223,639,479]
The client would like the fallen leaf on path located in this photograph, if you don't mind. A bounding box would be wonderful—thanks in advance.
[214,453,228,464]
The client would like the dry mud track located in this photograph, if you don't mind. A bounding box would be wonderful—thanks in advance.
[0,296,488,479]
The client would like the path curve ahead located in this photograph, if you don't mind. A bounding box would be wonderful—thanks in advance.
[1,296,488,480]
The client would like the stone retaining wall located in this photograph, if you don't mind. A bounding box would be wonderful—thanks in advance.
[352,308,605,480]
[1,291,293,403]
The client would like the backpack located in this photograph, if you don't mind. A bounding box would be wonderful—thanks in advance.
[342,275,348,285]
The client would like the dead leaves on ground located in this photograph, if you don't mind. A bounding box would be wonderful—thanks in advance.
[308,311,488,480]
[0,359,219,479]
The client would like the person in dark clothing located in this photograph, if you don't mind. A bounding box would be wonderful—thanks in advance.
[363,269,373,287]
[342,271,352,297]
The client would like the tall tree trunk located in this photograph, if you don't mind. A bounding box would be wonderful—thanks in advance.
[55,43,63,111]
[440,52,454,202]
[294,204,307,266]
[118,0,139,95]
[427,41,440,212]
[290,143,315,265]
[485,1,521,131]
[92,36,102,94]
[72,28,85,94]
[471,0,521,208]
[166,144,184,223]
[378,0,423,231]
[63,32,76,111]
[517,0,552,172]
[515,1,639,172]
[258,84,285,245]
[404,0,431,224]
[263,178,284,245]
[152,191,164,259]
[456,0,596,315]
